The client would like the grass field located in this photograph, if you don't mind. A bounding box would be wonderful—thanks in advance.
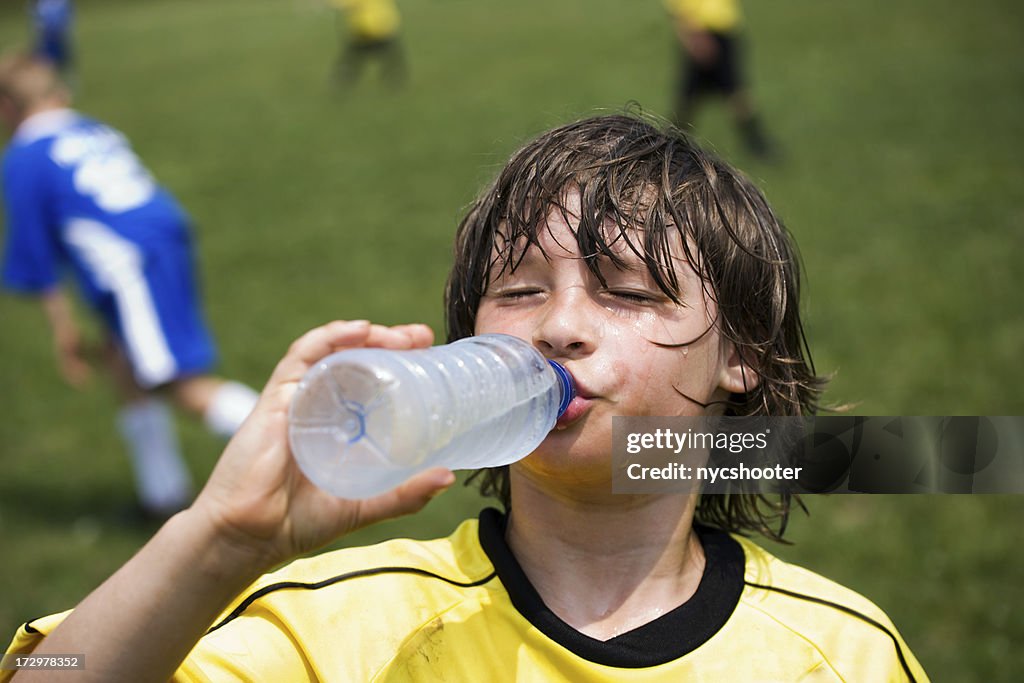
[1,0,1022,679]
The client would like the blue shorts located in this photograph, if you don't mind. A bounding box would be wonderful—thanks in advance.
[74,222,218,389]
[36,34,72,70]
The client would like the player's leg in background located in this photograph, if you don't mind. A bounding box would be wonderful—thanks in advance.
[104,340,193,518]
[167,375,258,439]
[671,45,703,131]
[722,34,777,161]
[379,38,408,88]
[728,89,774,160]
[98,226,256,515]
[335,41,358,86]
[107,357,258,518]
[333,12,367,87]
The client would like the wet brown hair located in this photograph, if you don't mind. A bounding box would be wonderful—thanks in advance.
[444,112,826,541]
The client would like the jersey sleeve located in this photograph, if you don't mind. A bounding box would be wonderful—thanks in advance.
[0,611,71,683]
[735,536,931,683]
[1,148,63,294]
[1,601,316,683]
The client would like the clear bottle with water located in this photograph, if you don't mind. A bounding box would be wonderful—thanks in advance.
[288,334,575,499]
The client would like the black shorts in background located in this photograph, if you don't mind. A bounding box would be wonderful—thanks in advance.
[682,32,743,97]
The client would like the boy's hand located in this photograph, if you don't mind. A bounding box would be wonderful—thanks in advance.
[40,287,94,388]
[187,320,455,572]
[53,326,94,388]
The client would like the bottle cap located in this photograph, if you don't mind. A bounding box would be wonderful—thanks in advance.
[548,360,575,418]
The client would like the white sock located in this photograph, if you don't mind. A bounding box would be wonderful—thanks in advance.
[203,380,259,438]
[116,399,192,513]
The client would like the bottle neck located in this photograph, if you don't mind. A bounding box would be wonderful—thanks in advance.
[548,360,575,418]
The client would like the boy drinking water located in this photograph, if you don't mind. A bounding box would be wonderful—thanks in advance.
[3,114,927,682]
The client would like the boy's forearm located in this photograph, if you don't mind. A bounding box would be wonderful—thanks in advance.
[38,287,77,345]
[13,510,270,683]
[35,286,93,386]
[39,287,72,323]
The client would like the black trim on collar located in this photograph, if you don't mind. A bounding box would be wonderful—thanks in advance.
[477,507,745,668]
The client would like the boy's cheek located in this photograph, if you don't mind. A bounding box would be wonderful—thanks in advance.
[474,307,535,336]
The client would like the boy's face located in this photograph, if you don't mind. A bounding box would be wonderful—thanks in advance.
[474,192,751,483]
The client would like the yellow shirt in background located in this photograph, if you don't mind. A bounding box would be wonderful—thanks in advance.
[334,0,400,41]
[665,0,742,32]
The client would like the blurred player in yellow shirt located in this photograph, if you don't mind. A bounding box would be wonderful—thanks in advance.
[332,0,407,87]
[665,0,775,159]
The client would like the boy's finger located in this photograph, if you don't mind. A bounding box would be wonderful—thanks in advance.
[353,468,456,529]
[267,320,371,386]
[388,323,435,348]
[363,323,434,350]
[263,321,433,403]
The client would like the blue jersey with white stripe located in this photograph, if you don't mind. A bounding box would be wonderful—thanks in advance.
[2,109,217,387]
[2,109,190,306]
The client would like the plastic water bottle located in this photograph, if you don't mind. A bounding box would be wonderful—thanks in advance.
[288,334,575,499]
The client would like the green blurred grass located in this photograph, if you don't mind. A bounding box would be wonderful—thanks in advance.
[1,0,1022,678]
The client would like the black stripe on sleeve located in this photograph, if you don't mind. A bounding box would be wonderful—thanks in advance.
[744,581,918,683]
[23,621,41,634]
[206,566,496,635]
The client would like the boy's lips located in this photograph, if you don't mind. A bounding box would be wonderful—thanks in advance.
[552,367,596,429]
[555,394,591,429]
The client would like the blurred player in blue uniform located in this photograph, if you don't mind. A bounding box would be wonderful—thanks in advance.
[30,0,75,79]
[0,53,258,518]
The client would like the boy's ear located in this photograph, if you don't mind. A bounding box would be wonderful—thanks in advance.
[718,341,760,395]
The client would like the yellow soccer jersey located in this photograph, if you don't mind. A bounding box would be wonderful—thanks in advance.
[334,0,400,42]
[4,509,928,682]
[665,0,742,33]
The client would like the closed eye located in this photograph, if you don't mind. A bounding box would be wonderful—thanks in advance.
[495,288,543,300]
[604,289,658,304]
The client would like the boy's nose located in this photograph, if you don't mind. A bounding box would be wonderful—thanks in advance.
[532,288,597,360]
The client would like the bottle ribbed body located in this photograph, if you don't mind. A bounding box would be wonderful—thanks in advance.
[288,334,571,498]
